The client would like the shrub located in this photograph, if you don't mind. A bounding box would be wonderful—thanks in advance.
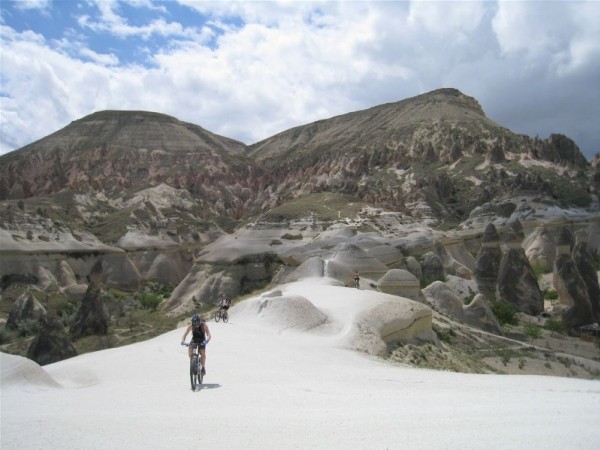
[544,289,558,301]
[138,293,162,312]
[491,301,518,326]
[544,319,564,336]
[433,325,453,343]
[531,264,548,280]
[524,323,543,341]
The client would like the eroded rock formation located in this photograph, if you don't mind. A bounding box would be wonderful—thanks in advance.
[28,317,78,365]
[70,261,110,338]
[553,228,595,335]
[497,221,544,315]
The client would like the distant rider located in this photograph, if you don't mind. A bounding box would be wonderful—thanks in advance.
[220,294,232,314]
[181,313,211,375]
[352,270,360,288]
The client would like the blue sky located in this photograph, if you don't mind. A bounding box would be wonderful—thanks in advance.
[1,1,599,159]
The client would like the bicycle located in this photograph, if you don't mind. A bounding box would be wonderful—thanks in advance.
[182,342,204,390]
[353,278,360,289]
[215,307,229,323]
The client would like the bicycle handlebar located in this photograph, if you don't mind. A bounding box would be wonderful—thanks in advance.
[181,340,208,347]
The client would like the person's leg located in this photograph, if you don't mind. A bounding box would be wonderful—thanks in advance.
[199,347,206,373]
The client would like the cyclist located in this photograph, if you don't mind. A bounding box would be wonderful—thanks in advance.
[219,294,232,316]
[352,270,360,288]
[181,313,211,375]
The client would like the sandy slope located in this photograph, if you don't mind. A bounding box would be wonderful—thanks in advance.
[2,279,600,450]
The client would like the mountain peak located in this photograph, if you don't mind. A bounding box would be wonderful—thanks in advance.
[9,109,246,158]
[405,88,486,117]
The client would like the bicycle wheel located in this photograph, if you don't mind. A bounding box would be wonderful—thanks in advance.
[215,310,221,322]
[190,356,199,390]
[223,311,229,323]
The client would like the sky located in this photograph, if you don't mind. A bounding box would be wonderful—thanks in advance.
[0,1,599,160]
[3,278,600,449]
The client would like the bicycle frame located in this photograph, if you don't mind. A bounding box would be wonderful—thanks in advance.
[185,342,203,390]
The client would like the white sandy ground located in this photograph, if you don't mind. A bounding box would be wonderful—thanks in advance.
[2,279,600,450]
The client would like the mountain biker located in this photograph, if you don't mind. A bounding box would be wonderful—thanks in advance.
[352,270,360,288]
[219,294,232,313]
[181,313,211,375]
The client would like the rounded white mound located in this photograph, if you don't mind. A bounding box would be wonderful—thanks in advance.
[232,290,328,332]
[0,353,62,388]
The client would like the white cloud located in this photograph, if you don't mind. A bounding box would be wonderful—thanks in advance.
[12,0,50,12]
[1,1,599,158]
[77,0,202,40]
[78,47,120,66]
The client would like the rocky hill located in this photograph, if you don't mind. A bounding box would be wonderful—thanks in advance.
[0,88,598,373]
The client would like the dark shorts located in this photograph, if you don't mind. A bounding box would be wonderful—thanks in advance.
[222,305,230,310]
[190,340,206,350]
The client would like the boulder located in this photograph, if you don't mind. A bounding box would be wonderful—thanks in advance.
[464,294,503,335]
[420,251,445,284]
[422,281,465,319]
[378,269,421,300]
[405,256,422,280]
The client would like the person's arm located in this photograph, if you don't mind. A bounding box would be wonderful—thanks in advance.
[181,324,191,343]
[204,324,212,342]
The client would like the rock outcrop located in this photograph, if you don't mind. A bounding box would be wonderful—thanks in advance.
[572,234,600,322]
[6,290,47,330]
[70,261,110,338]
[497,221,544,315]
[422,281,502,335]
[553,228,595,335]
[474,223,502,301]
[27,317,78,365]
[420,251,445,284]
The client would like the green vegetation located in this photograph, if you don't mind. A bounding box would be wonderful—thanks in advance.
[532,264,549,280]
[138,293,162,312]
[263,192,365,221]
[0,279,185,359]
[524,323,543,341]
[544,319,564,336]
[432,324,454,343]
[544,289,559,301]
[496,349,521,366]
[491,301,518,326]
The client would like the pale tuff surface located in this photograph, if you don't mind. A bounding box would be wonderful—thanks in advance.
[2,279,599,450]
